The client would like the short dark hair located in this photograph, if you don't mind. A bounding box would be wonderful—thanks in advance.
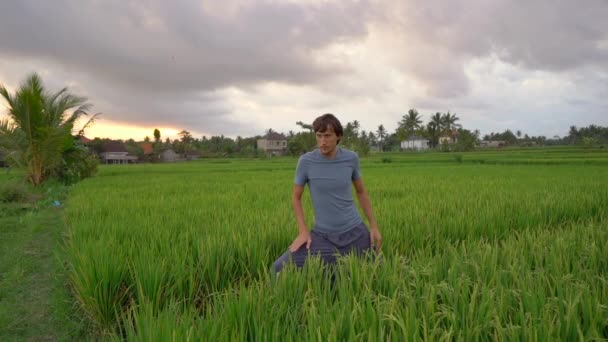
[313,114,343,143]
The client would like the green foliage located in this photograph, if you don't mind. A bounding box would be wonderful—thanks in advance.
[153,129,161,144]
[582,136,598,148]
[397,109,423,140]
[124,140,144,160]
[483,129,518,145]
[0,73,95,186]
[57,141,99,185]
[440,139,450,152]
[568,125,608,145]
[0,181,28,203]
[288,131,315,156]
[453,129,477,152]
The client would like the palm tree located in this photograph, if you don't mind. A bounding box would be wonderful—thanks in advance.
[431,112,443,131]
[153,129,161,143]
[0,73,93,185]
[296,121,313,132]
[352,120,360,137]
[376,124,387,152]
[427,113,444,148]
[441,111,461,132]
[368,131,376,143]
[0,118,25,168]
[396,109,423,141]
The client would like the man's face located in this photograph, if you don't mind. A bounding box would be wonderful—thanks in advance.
[315,126,340,155]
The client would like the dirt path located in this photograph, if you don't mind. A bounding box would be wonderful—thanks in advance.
[0,206,86,341]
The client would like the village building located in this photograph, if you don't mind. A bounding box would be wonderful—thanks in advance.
[161,149,179,162]
[439,129,460,145]
[100,141,138,164]
[479,140,507,148]
[185,150,201,161]
[400,135,430,151]
[257,132,288,156]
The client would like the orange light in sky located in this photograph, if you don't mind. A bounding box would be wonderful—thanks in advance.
[1,111,189,141]
[83,119,183,141]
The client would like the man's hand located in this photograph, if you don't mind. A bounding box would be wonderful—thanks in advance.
[370,225,382,252]
[289,231,311,252]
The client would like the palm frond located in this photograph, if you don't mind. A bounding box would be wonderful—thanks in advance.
[76,112,101,137]
[0,118,26,168]
[0,83,15,109]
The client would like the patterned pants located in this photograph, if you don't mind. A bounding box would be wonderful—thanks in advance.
[273,222,372,274]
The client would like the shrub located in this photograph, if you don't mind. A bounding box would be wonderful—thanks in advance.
[57,144,99,185]
[0,181,28,203]
[381,157,392,163]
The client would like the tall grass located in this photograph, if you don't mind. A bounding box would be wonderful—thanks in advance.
[62,149,608,339]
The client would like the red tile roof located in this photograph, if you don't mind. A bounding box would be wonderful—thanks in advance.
[141,142,153,155]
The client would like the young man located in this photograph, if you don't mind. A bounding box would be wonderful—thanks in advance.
[273,113,382,274]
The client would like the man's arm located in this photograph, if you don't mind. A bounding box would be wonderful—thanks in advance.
[353,178,382,249]
[292,184,308,234]
[289,184,311,252]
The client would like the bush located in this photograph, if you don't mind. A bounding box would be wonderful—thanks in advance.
[453,154,463,163]
[57,144,99,185]
[0,181,28,203]
[381,157,392,163]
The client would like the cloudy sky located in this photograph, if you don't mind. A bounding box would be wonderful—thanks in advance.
[1,0,607,140]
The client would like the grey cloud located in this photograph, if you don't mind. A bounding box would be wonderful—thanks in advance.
[0,0,372,93]
[0,0,373,135]
[1,0,607,137]
[378,0,608,98]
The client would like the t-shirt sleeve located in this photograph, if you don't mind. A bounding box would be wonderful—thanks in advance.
[352,153,362,181]
[294,156,308,185]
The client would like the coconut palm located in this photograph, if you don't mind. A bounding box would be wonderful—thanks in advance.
[397,109,423,140]
[426,112,444,148]
[441,111,461,132]
[0,73,93,185]
[376,124,387,151]
[0,118,26,168]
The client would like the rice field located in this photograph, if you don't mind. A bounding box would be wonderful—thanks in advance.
[63,148,608,340]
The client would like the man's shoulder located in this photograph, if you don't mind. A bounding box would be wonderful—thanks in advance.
[339,147,359,160]
[298,150,318,163]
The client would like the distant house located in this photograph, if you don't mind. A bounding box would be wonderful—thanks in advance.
[161,149,178,162]
[79,136,92,144]
[479,140,506,148]
[185,150,201,161]
[401,136,429,151]
[439,129,460,145]
[257,132,288,156]
[100,141,138,164]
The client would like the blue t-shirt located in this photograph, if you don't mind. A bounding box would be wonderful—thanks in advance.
[294,147,363,233]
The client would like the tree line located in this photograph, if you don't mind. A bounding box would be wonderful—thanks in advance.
[1,73,606,186]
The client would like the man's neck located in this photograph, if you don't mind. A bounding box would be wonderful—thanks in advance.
[320,146,339,160]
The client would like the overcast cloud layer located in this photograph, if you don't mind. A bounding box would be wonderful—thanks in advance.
[1,0,607,139]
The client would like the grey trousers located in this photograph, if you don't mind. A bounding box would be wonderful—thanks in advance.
[272,222,372,274]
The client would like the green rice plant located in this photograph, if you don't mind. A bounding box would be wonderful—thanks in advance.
[60,148,608,339]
